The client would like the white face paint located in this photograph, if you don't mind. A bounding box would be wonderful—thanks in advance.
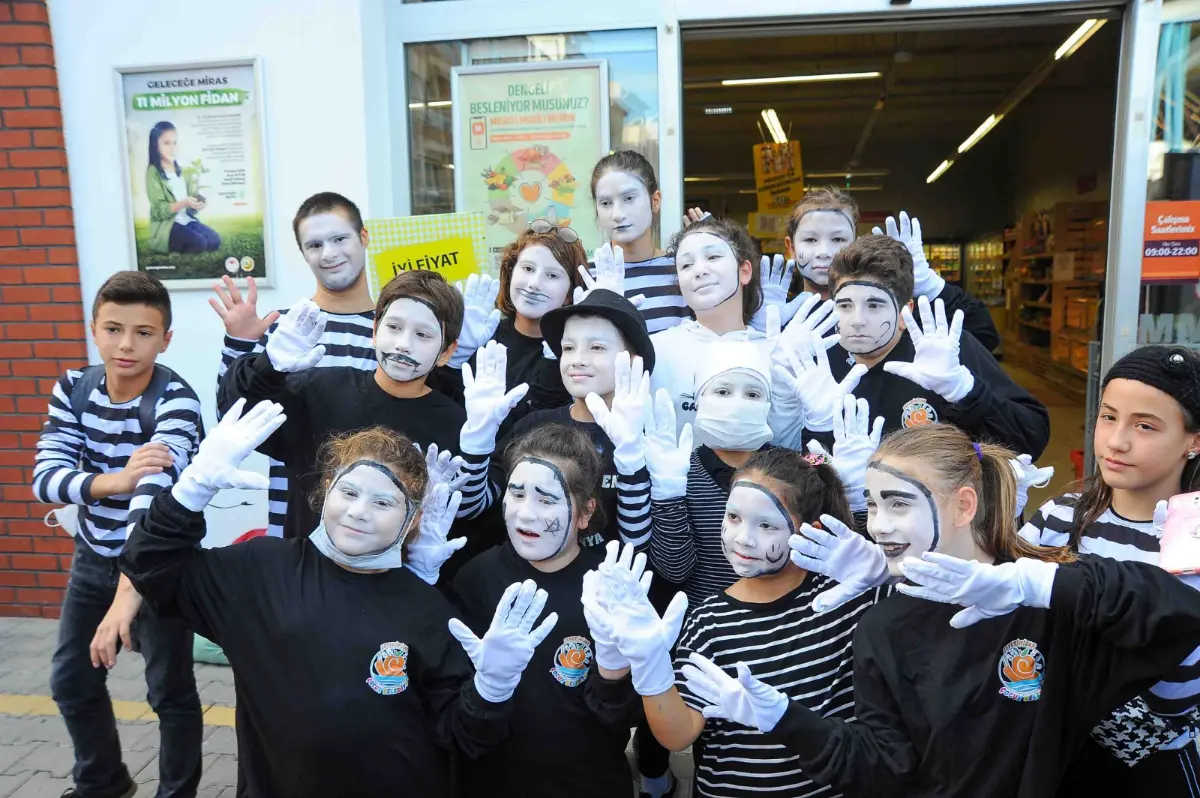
[559,315,626,400]
[791,210,855,287]
[594,170,654,246]
[504,459,574,562]
[375,298,444,382]
[674,231,744,313]
[322,463,414,557]
[722,480,794,577]
[833,281,900,356]
[509,244,571,321]
[299,211,367,292]
[865,463,942,578]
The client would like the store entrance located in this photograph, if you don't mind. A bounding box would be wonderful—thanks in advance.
[681,15,1120,506]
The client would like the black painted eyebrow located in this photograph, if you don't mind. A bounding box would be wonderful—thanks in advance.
[879,489,920,500]
[534,486,563,501]
[507,482,524,491]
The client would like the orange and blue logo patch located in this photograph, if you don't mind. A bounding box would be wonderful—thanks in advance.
[901,397,938,428]
[550,635,593,687]
[997,638,1043,702]
[367,641,409,695]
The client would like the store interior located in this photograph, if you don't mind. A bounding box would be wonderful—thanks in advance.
[681,16,1121,508]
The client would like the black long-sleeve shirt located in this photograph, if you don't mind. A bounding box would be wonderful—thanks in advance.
[767,556,1200,798]
[451,543,642,798]
[120,490,513,798]
[937,280,1000,354]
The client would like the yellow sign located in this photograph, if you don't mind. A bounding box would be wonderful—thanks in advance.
[365,212,490,297]
[753,141,805,213]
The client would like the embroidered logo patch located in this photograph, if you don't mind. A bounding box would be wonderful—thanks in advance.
[997,638,1043,702]
[550,635,593,687]
[901,397,938,428]
[367,641,410,695]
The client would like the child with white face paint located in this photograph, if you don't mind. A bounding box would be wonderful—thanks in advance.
[587,449,886,798]
[682,421,1200,798]
[122,409,553,797]
[452,424,643,798]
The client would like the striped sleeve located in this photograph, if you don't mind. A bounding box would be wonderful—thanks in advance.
[218,333,267,381]
[1017,495,1075,548]
[616,465,652,549]
[648,495,697,585]
[32,370,98,505]
[455,451,494,519]
[124,380,202,537]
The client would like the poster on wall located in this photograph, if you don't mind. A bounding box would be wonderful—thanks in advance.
[1143,200,1200,281]
[116,59,271,288]
[364,212,490,298]
[753,141,804,212]
[452,60,609,270]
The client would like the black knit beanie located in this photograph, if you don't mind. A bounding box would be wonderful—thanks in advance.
[1102,345,1200,424]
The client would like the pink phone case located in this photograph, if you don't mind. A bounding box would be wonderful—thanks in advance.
[1160,492,1200,575]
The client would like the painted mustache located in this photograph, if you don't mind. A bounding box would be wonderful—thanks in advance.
[381,353,421,368]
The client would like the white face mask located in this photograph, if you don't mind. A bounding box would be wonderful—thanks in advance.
[791,209,855,287]
[509,244,571,321]
[504,458,575,562]
[299,211,367,292]
[559,315,626,400]
[722,480,794,578]
[375,298,444,382]
[865,463,942,578]
[674,231,744,313]
[594,170,654,246]
[694,369,772,451]
[310,461,418,571]
[833,281,900,356]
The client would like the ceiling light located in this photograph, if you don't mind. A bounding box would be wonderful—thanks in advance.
[806,169,889,179]
[1055,19,1105,60]
[704,106,733,115]
[684,176,724,183]
[445,164,455,170]
[927,160,954,184]
[724,71,881,87]
[408,102,425,109]
[957,113,1004,154]
[760,109,787,144]
[427,100,452,108]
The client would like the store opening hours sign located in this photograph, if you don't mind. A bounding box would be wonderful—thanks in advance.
[1144,201,1200,280]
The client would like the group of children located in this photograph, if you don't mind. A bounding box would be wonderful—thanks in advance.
[32,149,1200,798]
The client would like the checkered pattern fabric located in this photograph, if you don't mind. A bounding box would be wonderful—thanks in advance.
[364,212,491,296]
[1091,696,1199,765]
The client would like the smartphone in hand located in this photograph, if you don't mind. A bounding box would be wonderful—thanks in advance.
[1160,491,1200,575]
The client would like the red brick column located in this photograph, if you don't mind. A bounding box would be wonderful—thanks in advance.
[0,0,86,618]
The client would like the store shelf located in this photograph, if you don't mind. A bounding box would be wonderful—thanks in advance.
[1019,319,1051,331]
[1020,254,1054,261]
[1021,300,1052,309]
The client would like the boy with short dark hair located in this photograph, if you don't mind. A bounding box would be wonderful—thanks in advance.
[34,270,203,798]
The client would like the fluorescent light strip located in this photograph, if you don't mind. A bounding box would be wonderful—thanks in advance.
[806,169,889,179]
[724,71,881,87]
[1055,19,1105,60]
[408,100,452,109]
[957,113,1003,154]
[760,109,787,144]
[927,160,954,184]
[704,106,733,115]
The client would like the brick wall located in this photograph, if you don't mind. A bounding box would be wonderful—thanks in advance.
[0,0,86,618]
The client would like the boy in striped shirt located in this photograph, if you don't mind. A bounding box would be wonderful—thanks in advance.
[34,271,203,798]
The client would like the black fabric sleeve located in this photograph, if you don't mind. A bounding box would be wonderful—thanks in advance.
[583,671,643,731]
[936,281,999,353]
[941,332,1050,458]
[422,645,515,760]
[216,351,312,463]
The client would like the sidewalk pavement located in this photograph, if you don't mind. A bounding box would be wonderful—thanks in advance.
[0,617,693,797]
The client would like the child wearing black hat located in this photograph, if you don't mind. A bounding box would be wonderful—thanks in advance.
[1019,345,1200,796]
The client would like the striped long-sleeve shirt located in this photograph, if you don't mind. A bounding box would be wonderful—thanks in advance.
[601,254,690,335]
[33,368,201,556]
[217,310,377,538]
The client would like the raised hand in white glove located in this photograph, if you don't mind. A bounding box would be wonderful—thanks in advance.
[806,395,883,512]
[460,340,530,455]
[585,352,650,474]
[404,482,465,585]
[644,388,693,500]
[581,541,653,672]
[1010,454,1053,519]
[789,514,889,613]
[449,274,502,369]
[576,243,646,307]
[883,296,975,403]
[680,653,789,732]
[265,299,326,372]
[597,542,689,696]
[873,211,944,300]
[779,292,839,352]
[417,441,470,494]
[898,552,1058,628]
[773,332,868,432]
[448,579,558,703]
[172,398,286,512]
[749,256,809,332]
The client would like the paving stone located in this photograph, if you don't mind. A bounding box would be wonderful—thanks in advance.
[0,744,35,776]
[119,746,158,784]
[198,753,238,790]
[8,771,72,797]
[120,720,162,752]
[135,756,158,784]
[9,742,73,778]
[0,718,48,746]
[139,779,159,794]
[12,716,71,745]
[202,726,237,756]
[0,773,33,798]
[198,681,235,706]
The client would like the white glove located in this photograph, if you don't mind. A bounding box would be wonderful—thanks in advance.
[449,274,502,368]
[171,398,285,512]
[448,579,558,703]
[897,552,1059,628]
[576,243,645,307]
[1011,455,1054,519]
[873,211,944,300]
[779,292,839,351]
[581,542,651,672]
[883,296,975,403]
[806,395,883,512]
[749,256,810,332]
[417,442,470,494]
[680,652,789,732]
[585,352,650,474]
[773,332,868,432]
[1154,499,1169,534]
[460,340,529,455]
[541,340,558,361]
[644,388,693,500]
[265,299,326,372]
[597,543,689,696]
[789,514,889,613]
[404,483,465,585]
